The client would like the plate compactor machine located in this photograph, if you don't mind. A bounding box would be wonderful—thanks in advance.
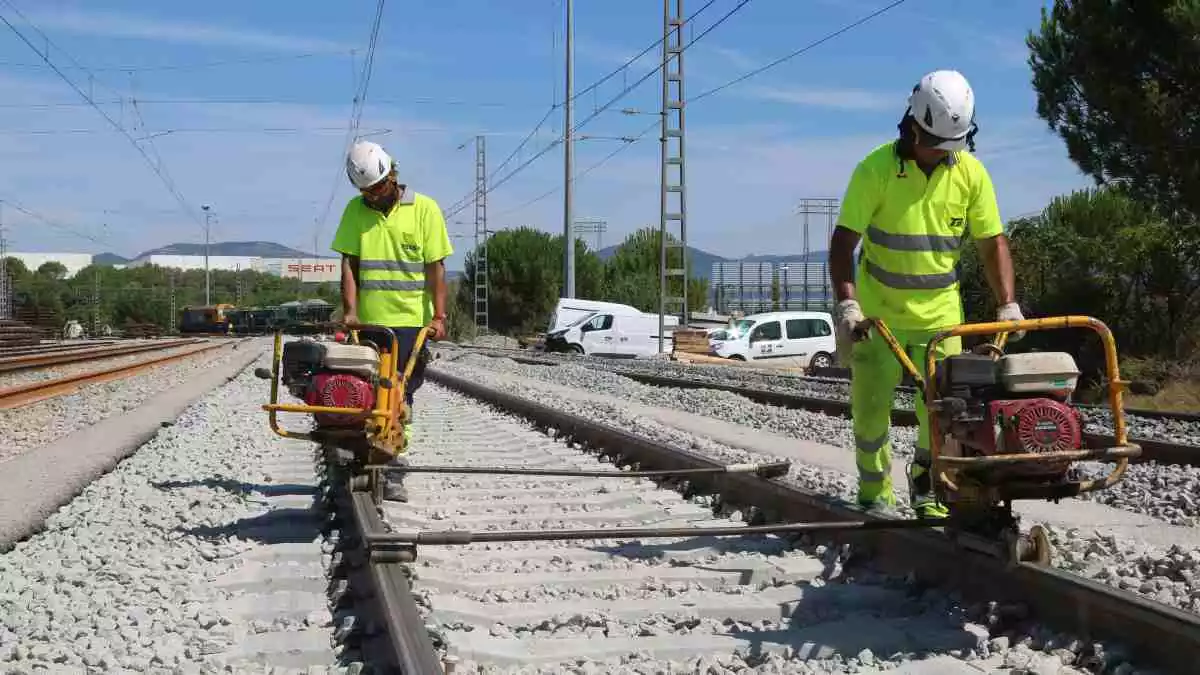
[256,324,430,504]
[250,315,1140,570]
[867,314,1141,564]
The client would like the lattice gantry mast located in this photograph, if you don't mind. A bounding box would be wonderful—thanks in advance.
[658,0,689,352]
[473,135,489,333]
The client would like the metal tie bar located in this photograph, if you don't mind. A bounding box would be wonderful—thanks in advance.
[364,461,791,480]
[366,517,943,546]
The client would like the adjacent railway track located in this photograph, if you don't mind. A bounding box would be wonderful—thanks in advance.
[447,346,1200,467]
[0,340,238,408]
[0,338,204,375]
[408,368,1200,675]
[615,370,1200,467]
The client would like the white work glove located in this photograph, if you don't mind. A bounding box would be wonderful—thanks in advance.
[996,302,1026,341]
[834,299,867,366]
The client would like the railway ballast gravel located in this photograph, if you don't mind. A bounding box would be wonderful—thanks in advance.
[457,344,1200,448]
[0,342,251,463]
[432,354,1200,620]
[391,383,1147,674]
[0,352,356,673]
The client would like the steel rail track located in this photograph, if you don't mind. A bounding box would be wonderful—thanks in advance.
[452,344,1200,425]
[0,340,242,408]
[0,338,204,374]
[615,371,1200,467]
[425,366,1200,675]
[0,341,120,357]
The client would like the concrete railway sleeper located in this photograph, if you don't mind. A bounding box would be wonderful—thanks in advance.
[389,370,1200,675]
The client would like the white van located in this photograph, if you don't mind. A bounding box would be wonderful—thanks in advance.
[709,311,836,369]
[545,309,679,358]
[546,298,642,334]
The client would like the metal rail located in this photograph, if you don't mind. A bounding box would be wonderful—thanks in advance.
[617,371,1200,467]
[426,367,1200,675]
[0,339,203,374]
[0,341,237,408]
[346,483,442,674]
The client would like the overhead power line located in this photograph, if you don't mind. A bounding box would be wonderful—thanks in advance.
[0,1,203,229]
[313,0,387,249]
[444,0,754,221]
[493,118,659,220]
[690,0,911,102]
[0,197,112,247]
[0,52,329,72]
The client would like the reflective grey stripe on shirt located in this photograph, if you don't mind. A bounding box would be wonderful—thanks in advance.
[867,225,961,252]
[359,259,425,272]
[360,279,425,291]
[865,259,958,290]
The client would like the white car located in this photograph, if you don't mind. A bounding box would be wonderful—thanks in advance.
[709,311,836,370]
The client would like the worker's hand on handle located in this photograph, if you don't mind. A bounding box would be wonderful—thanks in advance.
[834,299,869,366]
[342,312,360,328]
[996,302,1026,341]
[426,315,447,341]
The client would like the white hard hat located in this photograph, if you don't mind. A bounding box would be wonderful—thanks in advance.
[907,70,976,151]
[346,140,394,189]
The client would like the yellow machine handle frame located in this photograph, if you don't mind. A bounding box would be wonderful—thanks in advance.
[866,315,1138,498]
[261,324,430,451]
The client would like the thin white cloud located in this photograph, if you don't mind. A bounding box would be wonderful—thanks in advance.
[17,8,354,53]
[744,85,896,111]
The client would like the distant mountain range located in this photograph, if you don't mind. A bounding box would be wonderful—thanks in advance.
[595,244,827,280]
[89,240,824,281]
[93,241,333,265]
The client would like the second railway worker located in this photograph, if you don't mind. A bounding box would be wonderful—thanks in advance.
[332,139,453,502]
[828,69,1024,519]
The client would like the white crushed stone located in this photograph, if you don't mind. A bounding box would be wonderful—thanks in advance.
[431,355,1200,623]
[0,342,249,463]
[0,341,208,390]
[0,353,347,673]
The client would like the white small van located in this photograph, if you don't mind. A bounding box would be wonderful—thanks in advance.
[709,311,836,369]
[545,298,643,334]
[544,307,679,358]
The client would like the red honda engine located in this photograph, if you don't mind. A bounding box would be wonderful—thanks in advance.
[935,350,1085,481]
[280,338,380,429]
[306,372,376,426]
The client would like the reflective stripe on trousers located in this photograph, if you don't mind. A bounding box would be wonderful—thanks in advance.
[849,326,962,505]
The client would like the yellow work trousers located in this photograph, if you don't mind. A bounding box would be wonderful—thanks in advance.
[849,327,962,506]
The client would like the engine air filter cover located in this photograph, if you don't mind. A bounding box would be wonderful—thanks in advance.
[307,372,375,426]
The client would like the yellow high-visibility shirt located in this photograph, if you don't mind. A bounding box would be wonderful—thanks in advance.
[331,188,454,327]
[837,140,1004,330]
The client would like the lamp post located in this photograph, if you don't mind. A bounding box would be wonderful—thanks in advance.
[201,204,213,306]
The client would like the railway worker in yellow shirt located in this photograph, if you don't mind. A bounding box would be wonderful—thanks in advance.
[828,70,1024,519]
[332,140,454,502]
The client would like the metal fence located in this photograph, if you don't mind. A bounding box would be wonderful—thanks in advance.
[710,260,833,314]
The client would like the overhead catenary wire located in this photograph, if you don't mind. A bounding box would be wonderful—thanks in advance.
[0,1,204,229]
[690,0,911,103]
[313,0,387,255]
[493,118,659,220]
[444,0,754,221]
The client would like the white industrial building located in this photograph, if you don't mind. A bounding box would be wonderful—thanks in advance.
[7,252,96,278]
[126,254,340,283]
[5,252,340,283]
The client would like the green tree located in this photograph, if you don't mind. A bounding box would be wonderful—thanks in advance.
[600,227,708,313]
[36,261,68,280]
[456,227,605,336]
[961,186,1200,378]
[1027,0,1200,224]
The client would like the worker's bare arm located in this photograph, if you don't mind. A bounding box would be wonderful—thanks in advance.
[974,234,1016,308]
[425,259,447,321]
[340,254,360,322]
[829,226,862,303]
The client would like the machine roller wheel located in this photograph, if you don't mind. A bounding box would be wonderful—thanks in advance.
[1006,524,1052,567]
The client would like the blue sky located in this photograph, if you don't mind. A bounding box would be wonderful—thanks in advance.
[0,0,1092,272]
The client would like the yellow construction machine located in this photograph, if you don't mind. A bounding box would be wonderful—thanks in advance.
[869,314,1140,562]
[256,323,429,504]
